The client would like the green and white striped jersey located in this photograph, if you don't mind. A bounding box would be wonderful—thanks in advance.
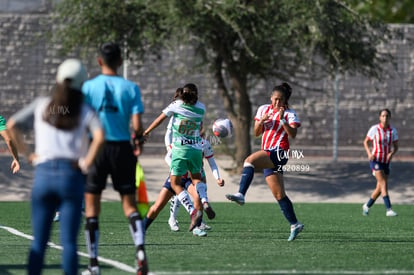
[162,99,205,151]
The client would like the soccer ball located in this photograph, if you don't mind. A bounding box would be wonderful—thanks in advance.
[212,118,233,138]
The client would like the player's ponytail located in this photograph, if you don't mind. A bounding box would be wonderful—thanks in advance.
[43,82,83,130]
[173,87,184,101]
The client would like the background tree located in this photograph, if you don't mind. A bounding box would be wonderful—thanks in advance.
[53,0,395,169]
[52,0,168,61]
[346,0,414,23]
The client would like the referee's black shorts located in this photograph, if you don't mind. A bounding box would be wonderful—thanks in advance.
[86,141,137,195]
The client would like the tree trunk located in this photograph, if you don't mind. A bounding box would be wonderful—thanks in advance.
[213,57,252,172]
[233,111,252,172]
[231,76,252,172]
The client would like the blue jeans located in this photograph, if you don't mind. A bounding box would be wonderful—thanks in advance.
[28,159,85,275]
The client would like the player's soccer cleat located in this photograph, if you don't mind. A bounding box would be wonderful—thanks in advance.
[362,203,369,216]
[189,209,202,232]
[81,266,100,275]
[225,193,245,205]
[53,212,60,222]
[136,248,149,275]
[386,209,398,217]
[288,222,304,241]
[203,202,216,219]
[168,218,179,231]
[192,227,207,237]
[199,221,212,231]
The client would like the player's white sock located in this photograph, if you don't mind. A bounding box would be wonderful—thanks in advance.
[196,182,208,203]
[177,191,194,214]
[128,212,145,246]
[169,195,181,220]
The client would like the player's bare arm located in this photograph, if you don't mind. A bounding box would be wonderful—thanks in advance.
[254,113,270,136]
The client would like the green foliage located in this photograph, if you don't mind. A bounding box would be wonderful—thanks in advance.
[52,0,169,60]
[1,202,414,274]
[161,0,393,80]
[52,0,394,77]
[346,0,414,23]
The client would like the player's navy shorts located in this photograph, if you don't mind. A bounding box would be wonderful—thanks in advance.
[86,141,137,195]
[263,149,289,177]
[163,176,192,195]
[370,161,390,175]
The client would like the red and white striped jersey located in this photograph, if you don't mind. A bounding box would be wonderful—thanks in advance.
[254,104,301,151]
[366,124,398,163]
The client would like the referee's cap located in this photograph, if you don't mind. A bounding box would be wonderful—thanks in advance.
[56,59,87,90]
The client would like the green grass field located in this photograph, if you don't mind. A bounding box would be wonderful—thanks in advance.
[1,202,413,274]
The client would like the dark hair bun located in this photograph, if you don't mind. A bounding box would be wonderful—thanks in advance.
[281,83,292,101]
[183,83,198,93]
[182,83,198,105]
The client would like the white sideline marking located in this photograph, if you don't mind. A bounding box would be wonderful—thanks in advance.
[2,225,413,275]
[0,225,136,273]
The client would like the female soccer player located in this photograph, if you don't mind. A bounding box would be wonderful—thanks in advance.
[143,83,205,231]
[226,82,304,241]
[362,108,399,217]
